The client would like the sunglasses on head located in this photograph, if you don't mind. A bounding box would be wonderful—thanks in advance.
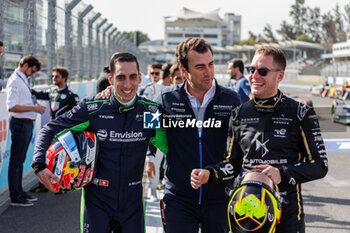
[150,72,160,75]
[246,66,282,77]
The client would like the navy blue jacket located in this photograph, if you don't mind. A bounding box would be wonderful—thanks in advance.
[32,93,167,216]
[158,80,241,205]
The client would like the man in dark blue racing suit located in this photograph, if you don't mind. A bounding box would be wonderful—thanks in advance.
[191,46,328,233]
[31,66,79,120]
[32,52,167,233]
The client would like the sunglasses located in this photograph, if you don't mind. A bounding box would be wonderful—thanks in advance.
[246,66,282,77]
[150,72,160,75]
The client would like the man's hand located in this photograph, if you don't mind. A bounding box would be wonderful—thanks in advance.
[35,104,46,114]
[190,169,210,189]
[36,168,59,192]
[146,162,156,179]
[255,164,281,184]
[96,85,113,99]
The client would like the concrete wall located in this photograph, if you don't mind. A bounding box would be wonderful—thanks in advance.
[0,80,97,193]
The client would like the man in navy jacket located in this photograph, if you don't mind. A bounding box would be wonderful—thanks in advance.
[146,38,241,233]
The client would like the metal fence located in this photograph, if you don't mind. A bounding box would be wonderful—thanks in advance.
[0,0,152,84]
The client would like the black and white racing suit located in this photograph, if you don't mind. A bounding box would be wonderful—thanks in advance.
[207,90,328,233]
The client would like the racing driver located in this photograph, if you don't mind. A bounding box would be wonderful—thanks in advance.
[32,52,167,233]
[190,46,328,233]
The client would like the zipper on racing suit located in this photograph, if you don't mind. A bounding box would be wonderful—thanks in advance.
[198,137,203,205]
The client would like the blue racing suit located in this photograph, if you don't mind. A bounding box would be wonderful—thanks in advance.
[32,93,167,233]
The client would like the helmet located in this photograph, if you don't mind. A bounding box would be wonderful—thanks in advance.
[46,131,99,192]
[228,172,282,233]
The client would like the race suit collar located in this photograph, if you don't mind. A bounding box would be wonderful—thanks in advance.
[253,90,283,113]
[110,89,137,113]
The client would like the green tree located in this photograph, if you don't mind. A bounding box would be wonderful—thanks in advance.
[296,34,312,42]
[122,31,150,45]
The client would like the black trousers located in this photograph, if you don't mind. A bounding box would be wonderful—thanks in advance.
[8,117,33,201]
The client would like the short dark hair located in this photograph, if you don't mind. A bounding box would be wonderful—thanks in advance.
[109,52,139,75]
[52,66,69,80]
[19,55,41,71]
[175,37,213,71]
[0,40,3,46]
[170,63,180,78]
[150,63,162,70]
[161,63,173,80]
[255,46,287,70]
[229,59,244,74]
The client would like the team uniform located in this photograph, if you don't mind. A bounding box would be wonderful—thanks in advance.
[32,93,167,233]
[158,80,241,233]
[207,90,328,233]
[32,86,79,119]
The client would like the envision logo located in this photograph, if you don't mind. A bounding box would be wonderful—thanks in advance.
[96,129,108,141]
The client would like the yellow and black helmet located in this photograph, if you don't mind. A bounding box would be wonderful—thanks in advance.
[227,172,282,233]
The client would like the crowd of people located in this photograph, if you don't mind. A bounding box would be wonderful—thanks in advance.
[0,37,328,233]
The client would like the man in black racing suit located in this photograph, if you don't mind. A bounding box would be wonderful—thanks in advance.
[32,66,79,120]
[190,46,328,233]
[32,53,167,233]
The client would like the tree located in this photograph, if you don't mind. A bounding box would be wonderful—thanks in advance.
[322,13,338,44]
[277,20,296,40]
[289,0,308,36]
[263,24,277,43]
[305,7,322,43]
[296,34,312,42]
[122,31,150,45]
[333,4,347,42]
[321,4,347,44]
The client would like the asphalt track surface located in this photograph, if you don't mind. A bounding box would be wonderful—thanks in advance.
[0,86,349,233]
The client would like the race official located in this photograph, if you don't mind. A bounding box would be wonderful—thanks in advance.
[6,55,46,207]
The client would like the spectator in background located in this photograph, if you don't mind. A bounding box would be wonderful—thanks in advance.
[96,66,111,93]
[139,64,152,88]
[227,58,251,103]
[32,66,79,120]
[158,63,173,87]
[139,62,163,100]
[169,63,185,85]
[6,55,46,207]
